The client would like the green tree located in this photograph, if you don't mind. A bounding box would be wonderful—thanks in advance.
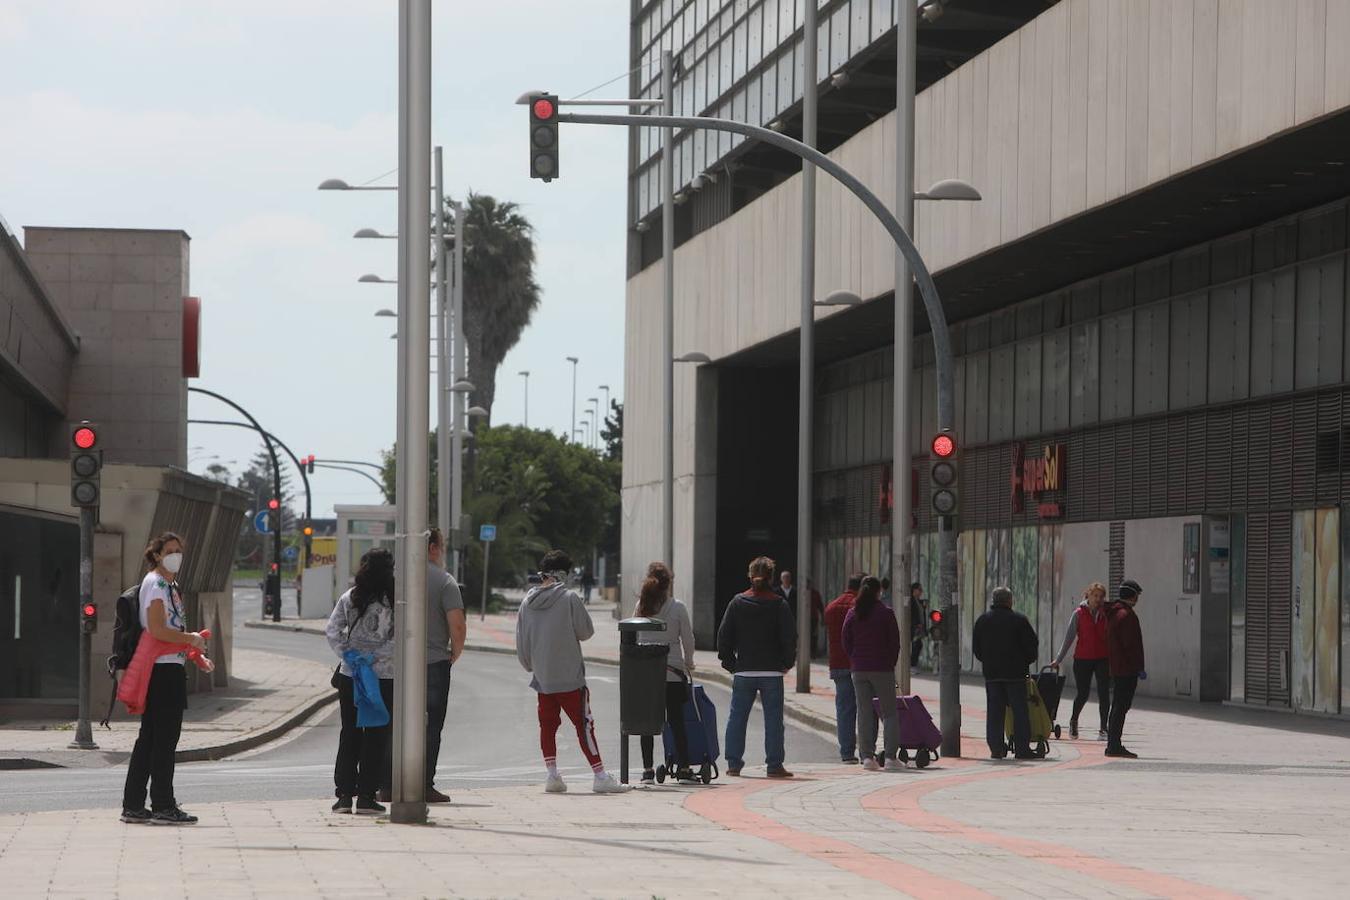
[438,193,540,419]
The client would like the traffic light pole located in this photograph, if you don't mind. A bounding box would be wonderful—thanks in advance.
[556,109,960,755]
[71,505,98,750]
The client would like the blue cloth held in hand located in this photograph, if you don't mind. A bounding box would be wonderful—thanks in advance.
[343,649,389,727]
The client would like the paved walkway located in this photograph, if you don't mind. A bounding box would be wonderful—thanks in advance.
[0,648,335,768]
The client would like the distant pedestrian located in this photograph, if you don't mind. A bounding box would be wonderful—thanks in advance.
[805,577,825,656]
[1049,581,1111,740]
[326,547,396,815]
[423,528,466,803]
[972,586,1039,760]
[842,576,903,771]
[120,532,210,825]
[581,568,596,604]
[879,577,893,610]
[635,562,697,785]
[824,574,863,763]
[718,556,796,778]
[516,549,628,794]
[775,569,796,610]
[907,582,928,671]
[1104,579,1146,759]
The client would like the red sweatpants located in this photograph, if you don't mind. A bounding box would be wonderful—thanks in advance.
[538,687,603,771]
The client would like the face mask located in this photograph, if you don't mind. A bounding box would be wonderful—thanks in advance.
[162,552,184,574]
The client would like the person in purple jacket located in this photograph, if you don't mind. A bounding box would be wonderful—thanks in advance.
[842,576,903,772]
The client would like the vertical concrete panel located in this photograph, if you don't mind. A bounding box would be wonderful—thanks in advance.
[1326,0,1350,110]
[1146,0,1172,184]
[998,37,1021,245]
[1015,20,1039,236]
[1038,524,1058,663]
[1050,0,1075,223]
[1123,0,1151,193]
[1104,0,1129,199]
[1168,0,1194,174]
[970,53,995,255]
[1313,507,1339,713]
[1294,0,1327,124]
[1124,516,1197,699]
[1214,0,1243,154]
[1191,0,1219,164]
[1085,0,1110,207]
[1292,509,1316,710]
[1064,0,1090,216]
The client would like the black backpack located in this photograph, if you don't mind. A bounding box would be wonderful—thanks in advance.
[99,585,144,728]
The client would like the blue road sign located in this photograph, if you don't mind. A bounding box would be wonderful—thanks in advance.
[479,524,497,542]
[282,545,299,562]
[253,510,271,534]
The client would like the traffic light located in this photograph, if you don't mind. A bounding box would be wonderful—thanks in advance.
[929,429,958,522]
[927,607,945,642]
[70,421,102,508]
[305,454,316,474]
[302,525,314,538]
[81,601,98,634]
[528,93,560,181]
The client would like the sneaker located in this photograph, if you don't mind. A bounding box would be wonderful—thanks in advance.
[727,766,742,777]
[675,768,699,785]
[1069,720,1079,739]
[841,756,859,764]
[1014,750,1039,760]
[354,796,385,815]
[544,773,567,793]
[765,766,794,779]
[1104,746,1138,759]
[120,808,152,824]
[1098,729,1109,741]
[331,796,353,814]
[861,757,880,771]
[150,807,198,825]
[640,769,656,785]
[884,758,906,772]
[376,789,391,803]
[425,787,451,804]
[989,751,1007,760]
[592,772,632,794]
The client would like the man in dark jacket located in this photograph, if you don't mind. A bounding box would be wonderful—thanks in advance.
[719,556,797,778]
[972,586,1039,759]
[1104,579,1145,758]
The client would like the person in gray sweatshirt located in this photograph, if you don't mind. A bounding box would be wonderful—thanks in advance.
[516,549,629,794]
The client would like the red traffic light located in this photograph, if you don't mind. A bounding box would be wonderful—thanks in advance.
[73,426,97,450]
[929,609,943,625]
[267,498,280,510]
[82,603,97,618]
[931,433,956,458]
[532,97,556,120]
[270,562,279,572]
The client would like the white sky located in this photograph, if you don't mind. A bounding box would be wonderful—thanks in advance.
[0,0,630,517]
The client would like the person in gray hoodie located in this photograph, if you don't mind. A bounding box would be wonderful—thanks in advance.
[516,549,629,794]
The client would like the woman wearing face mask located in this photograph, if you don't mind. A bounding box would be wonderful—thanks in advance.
[120,532,208,825]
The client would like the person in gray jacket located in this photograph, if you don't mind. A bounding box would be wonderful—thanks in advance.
[516,549,629,794]
[635,561,698,784]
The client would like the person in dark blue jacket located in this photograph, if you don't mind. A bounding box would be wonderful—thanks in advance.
[972,586,1039,760]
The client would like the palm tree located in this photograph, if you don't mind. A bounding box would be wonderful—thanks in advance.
[441,193,540,421]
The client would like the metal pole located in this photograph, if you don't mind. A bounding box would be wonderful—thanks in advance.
[71,505,97,749]
[894,0,917,701]
[661,48,675,567]
[479,540,490,621]
[435,147,451,563]
[522,371,530,427]
[794,0,817,695]
[451,199,466,575]
[391,0,430,824]
[569,358,578,443]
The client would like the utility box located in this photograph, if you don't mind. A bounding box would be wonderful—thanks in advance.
[618,617,669,736]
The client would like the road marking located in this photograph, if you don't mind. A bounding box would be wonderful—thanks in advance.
[683,774,993,899]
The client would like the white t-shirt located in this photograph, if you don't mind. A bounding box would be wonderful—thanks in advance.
[139,570,186,665]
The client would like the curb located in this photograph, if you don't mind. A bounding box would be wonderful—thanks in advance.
[244,619,326,636]
[175,689,337,763]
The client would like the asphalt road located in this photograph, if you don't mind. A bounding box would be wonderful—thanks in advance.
[0,597,837,814]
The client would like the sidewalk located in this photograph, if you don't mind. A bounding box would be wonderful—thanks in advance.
[0,648,335,769]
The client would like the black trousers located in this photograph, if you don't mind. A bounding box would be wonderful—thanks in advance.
[1107,675,1138,751]
[425,660,452,788]
[1070,658,1111,731]
[985,679,1030,756]
[640,681,692,769]
[122,663,187,812]
[910,637,924,666]
[334,674,394,799]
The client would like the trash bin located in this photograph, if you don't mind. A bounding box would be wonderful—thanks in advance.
[618,617,669,736]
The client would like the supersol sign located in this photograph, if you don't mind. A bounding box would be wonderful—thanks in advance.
[1011,443,1066,518]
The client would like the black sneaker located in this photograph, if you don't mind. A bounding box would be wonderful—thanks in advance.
[640,769,656,785]
[120,808,152,824]
[354,796,386,815]
[1104,746,1139,759]
[425,787,451,804]
[841,756,859,764]
[674,767,699,784]
[150,807,198,825]
[332,796,353,814]
[1069,720,1079,739]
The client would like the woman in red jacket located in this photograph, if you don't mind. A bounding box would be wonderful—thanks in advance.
[1049,582,1110,740]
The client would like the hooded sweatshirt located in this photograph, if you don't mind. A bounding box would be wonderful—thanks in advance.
[515,580,595,693]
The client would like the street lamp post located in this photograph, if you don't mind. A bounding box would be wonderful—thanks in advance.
[586,397,600,449]
[660,49,675,569]
[519,370,531,427]
[450,199,467,576]
[434,147,452,558]
[566,356,579,442]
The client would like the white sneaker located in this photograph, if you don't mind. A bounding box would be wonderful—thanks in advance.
[1097,729,1109,742]
[544,773,567,793]
[861,757,880,771]
[592,772,632,794]
[884,758,906,772]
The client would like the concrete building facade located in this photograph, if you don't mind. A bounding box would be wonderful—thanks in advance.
[623,0,1350,716]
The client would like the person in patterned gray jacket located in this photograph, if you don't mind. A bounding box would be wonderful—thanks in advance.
[325,548,396,815]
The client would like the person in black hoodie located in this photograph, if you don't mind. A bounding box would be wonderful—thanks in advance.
[718,556,797,778]
[972,586,1039,760]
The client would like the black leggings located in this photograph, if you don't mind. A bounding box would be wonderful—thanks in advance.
[1071,657,1111,731]
[640,681,691,769]
[122,663,187,812]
